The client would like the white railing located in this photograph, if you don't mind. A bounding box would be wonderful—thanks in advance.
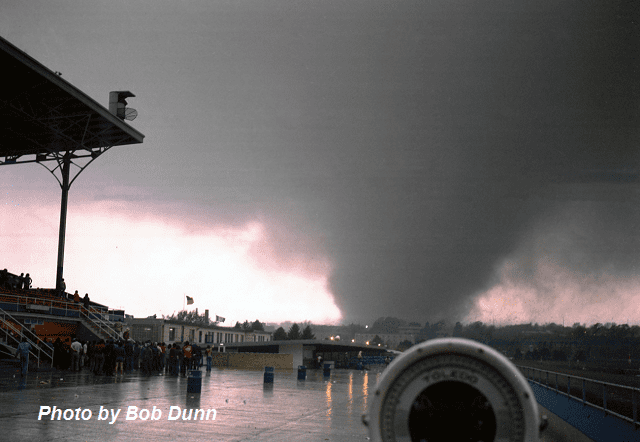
[0,306,54,367]
[519,365,640,429]
[79,307,120,341]
[0,291,122,342]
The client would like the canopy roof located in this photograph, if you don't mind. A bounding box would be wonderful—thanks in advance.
[0,36,144,164]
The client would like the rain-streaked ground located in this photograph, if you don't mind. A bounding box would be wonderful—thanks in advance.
[0,363,592,441]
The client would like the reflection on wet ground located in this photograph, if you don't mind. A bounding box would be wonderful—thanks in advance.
[0,364,383,442]
[0,362,593,441]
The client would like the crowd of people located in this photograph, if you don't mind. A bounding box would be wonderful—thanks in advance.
[0,269,88,307]
[0,269,32,291]
[45,338,215,376]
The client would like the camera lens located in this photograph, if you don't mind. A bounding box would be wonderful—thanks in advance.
[408,381,496,442]
[367,339,539,442]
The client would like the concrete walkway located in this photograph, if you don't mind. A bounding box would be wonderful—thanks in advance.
[0,363,594,442]
[1,365,380,442]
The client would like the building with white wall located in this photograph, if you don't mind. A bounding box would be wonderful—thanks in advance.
[126,317,271,349]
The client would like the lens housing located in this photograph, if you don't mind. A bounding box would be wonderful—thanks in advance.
[364,338,540,442]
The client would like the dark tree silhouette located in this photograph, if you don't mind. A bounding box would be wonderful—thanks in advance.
[273,327,287,341]
[288,323,301,340]
[301,325,315,340]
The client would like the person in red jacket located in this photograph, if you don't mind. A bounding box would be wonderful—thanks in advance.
[182,341,192,376]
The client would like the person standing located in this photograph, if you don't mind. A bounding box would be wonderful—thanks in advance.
[114,341,125,375]
[17,337,31,377]
[170,344,180,375]
[83,293,90,311]
[159,342,166,372]
[182,341,192,376]
[59,278,66,298]
[205,345,213,372]
[70,339,82,371]
[94,340,105,375]
[81,341,88,368]
[23,273,31,290]
[125,340,134,373]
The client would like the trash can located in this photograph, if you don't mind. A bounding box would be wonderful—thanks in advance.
[323,363,331,377]
[297,365,306,380]
[187,370,202,393]
[264,366,274,383]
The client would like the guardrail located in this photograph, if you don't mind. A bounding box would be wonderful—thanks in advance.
[0,291,107,317]
[518,365,640,430]
[0,291,122,341]
[0,306,54,367]
[79,309,120,341]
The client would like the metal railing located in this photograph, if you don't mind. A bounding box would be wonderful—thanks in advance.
[0,291,122,342]
[79,308,120,341]
[518,365,640,429]
[0,306,54,367]
[0,291,103,317]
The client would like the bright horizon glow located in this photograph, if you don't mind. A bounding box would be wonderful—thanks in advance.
[466,260,640,326]
[1,197,342,325]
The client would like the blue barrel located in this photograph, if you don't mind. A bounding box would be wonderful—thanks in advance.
[323,363,331,377]
[297,365,306,380]
[264,366,274,383]
[187,370,202,393]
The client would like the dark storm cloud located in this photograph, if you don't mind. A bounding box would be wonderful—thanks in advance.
[261,1,640,323]
[72,1,637,324]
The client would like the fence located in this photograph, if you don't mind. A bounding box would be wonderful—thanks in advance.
[518,365,640,430]
[0,291,121,345]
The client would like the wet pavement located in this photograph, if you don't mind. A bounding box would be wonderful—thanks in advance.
[0,364,381,442]
[0,363,594,442]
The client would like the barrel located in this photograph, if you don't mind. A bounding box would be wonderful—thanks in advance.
[187,370,202,393]
[264,366,274,383]
[297,365,306,380]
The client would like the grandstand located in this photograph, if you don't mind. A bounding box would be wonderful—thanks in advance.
[0,35,144,366]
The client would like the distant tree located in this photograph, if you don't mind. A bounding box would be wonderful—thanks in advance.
[371,317,406,334]
[232,319,265,331]
[572,350,587,363]
[163,309,210,325]
[453,322,464,337]
[371,335,384,346]
[273,327,287,341]
[301,325,315,340]
[397,340,413,352]
[287,323,301,340]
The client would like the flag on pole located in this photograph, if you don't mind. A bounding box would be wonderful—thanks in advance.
[216,315,225,323]
[186,296,194,305]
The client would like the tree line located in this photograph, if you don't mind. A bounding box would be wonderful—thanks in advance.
[272,323,315,341]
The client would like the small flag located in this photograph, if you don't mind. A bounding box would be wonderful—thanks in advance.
[216,315,225,323]
[186,296,194,305]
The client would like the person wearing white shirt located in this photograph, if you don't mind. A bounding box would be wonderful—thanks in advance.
[70,339,82,371]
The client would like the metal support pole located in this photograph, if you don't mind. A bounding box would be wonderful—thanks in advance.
[56,154,71,290]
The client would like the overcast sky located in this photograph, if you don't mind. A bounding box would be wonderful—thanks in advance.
[2,1,639,326]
